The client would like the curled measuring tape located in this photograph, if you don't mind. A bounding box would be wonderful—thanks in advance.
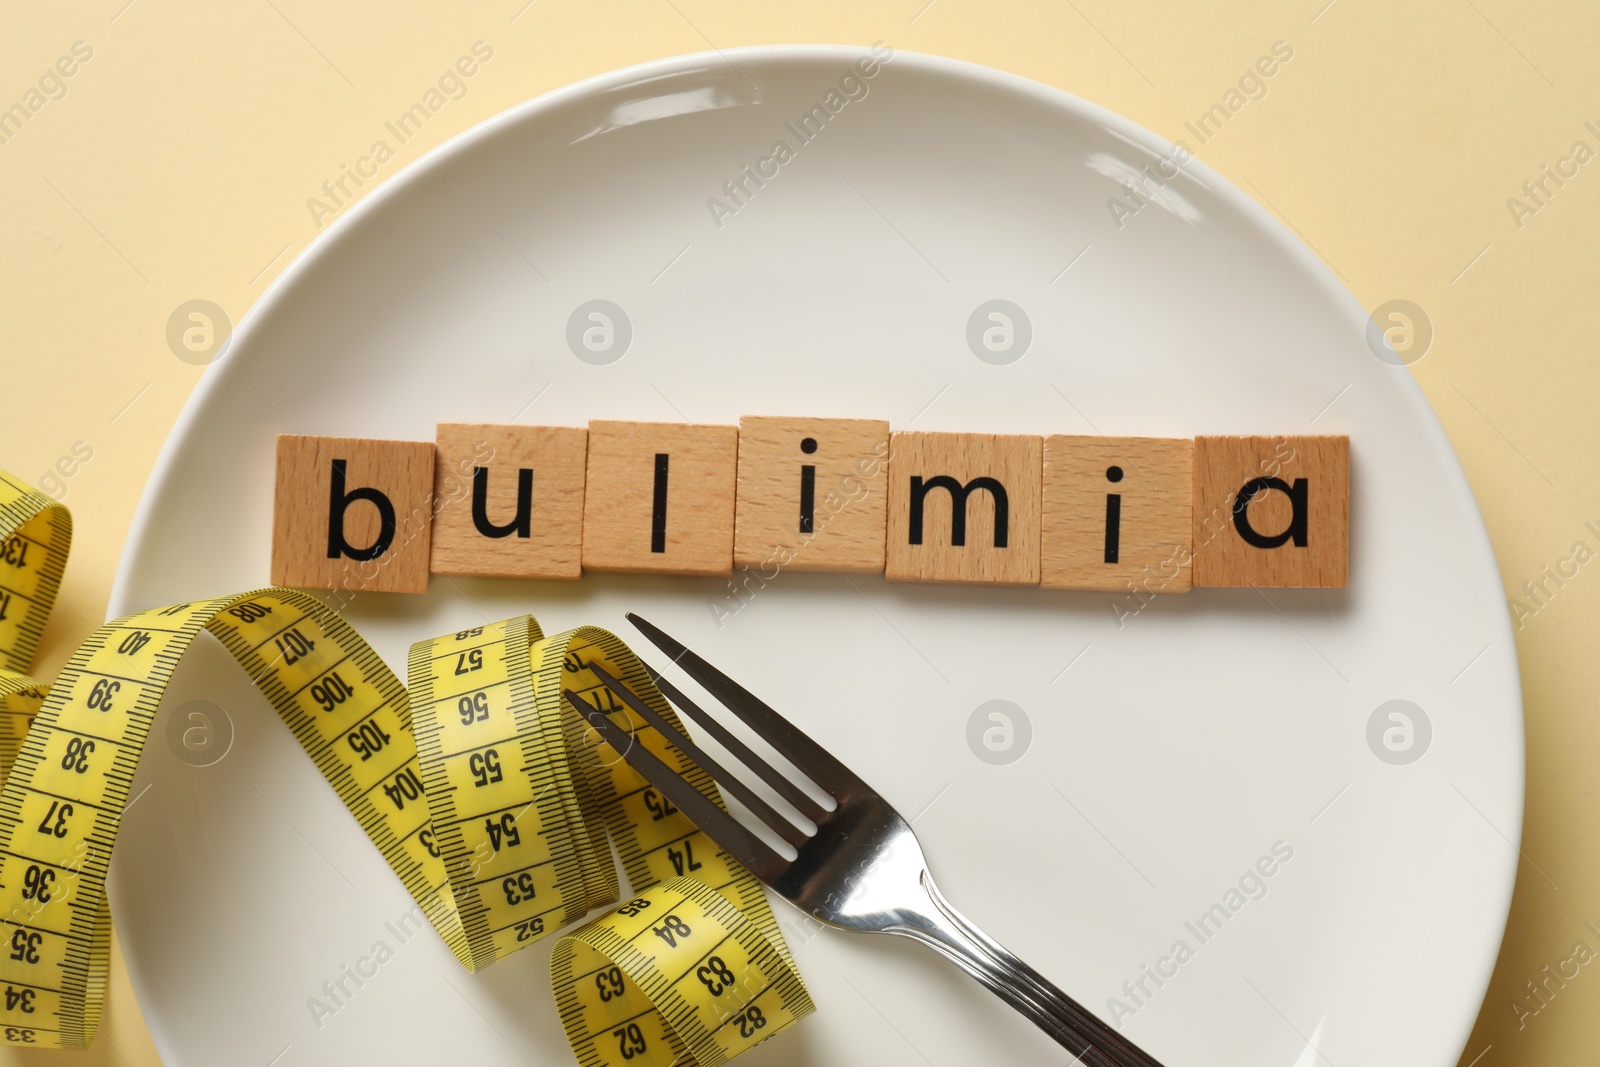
[0,472,69,787]
[0,468,811,1059]
[410,619,813,1064]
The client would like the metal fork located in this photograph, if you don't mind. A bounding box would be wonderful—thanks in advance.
[561,614,1169,1067]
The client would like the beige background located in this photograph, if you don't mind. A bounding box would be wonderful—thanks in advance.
[1,1,1593,1063]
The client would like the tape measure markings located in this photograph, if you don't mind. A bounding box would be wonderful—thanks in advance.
[536,630,811,1064]
[553,875,811,1066]
[0,468,812,1061]
[0,477,69,678]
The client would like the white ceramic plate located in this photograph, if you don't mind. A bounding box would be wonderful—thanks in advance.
[109,46,1520,1067]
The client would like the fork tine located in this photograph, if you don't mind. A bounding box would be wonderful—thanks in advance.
[626,614,863,799]
[586,662,812,848]
[635,659,829,826]
[563,689,787,880]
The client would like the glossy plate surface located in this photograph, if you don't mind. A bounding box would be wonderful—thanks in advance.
[109,46,1520,1067]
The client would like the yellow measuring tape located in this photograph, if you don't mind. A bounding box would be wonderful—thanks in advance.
[0,468,812,1060]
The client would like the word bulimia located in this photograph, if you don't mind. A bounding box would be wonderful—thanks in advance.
[269,417,1349,597]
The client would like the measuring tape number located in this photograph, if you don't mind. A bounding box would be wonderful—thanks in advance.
[0,468,811,1060]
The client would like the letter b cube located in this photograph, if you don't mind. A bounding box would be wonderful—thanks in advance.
[271,435,435,594]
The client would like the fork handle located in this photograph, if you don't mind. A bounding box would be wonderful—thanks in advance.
[889,871,1169,1067]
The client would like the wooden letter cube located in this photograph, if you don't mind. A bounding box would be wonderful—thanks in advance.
[1041,436,1193,593]
[885,431,1041,586]
[582,421,738,577]
[1192,435,1349,588]
[734,416,890,574]
[271,434,435,594]
[430,424,588,580]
